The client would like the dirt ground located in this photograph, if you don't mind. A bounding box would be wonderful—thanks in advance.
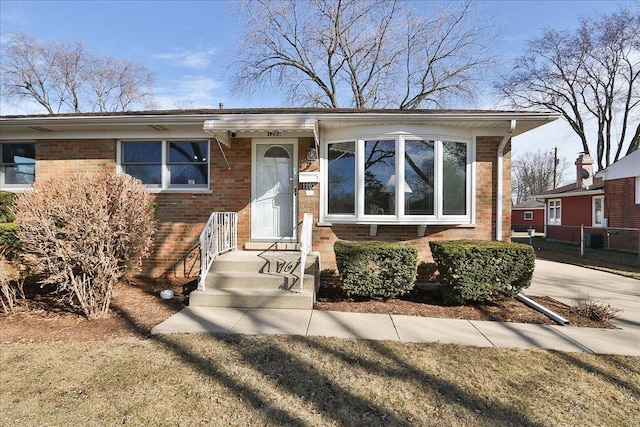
[0,275,615,345]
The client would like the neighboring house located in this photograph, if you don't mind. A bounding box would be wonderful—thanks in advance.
[511,198,545,232]
[594,149,640,252]
[537,153,604,245]
[536,151,640,251]
[1,108,558,305]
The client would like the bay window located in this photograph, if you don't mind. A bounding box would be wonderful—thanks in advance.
[324,136,470,224]
[120,140,209,190]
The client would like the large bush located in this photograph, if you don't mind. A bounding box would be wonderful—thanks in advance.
[13,172,156,319]
[429,240,535,304]
[334,240,417,299]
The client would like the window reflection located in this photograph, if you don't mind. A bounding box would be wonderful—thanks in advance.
[443,141,467,215]
[405,140,434,215]
[365,139,395,215]
[1,143,36,186]
[328,142,355,214]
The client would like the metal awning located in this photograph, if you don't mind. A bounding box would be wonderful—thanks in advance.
[203,116,319,147]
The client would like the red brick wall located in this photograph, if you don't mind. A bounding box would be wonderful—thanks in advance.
[37,139,116,179]
[31,135,512,278]
[604,177,640,229]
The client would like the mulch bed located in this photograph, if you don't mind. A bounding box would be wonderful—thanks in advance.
[0,279,616,345]
[314,284,616,328]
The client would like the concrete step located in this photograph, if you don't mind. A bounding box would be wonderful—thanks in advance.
[205,272,315,290]
[210,251,319,274]
[189,287,315,310]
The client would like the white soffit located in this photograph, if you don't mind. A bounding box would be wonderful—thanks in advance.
[203,116,318,147]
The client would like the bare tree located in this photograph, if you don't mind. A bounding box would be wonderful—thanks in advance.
[496,6,640,169]
[1,33,156,114]
[231,0,497,109]
[512,150,569,204]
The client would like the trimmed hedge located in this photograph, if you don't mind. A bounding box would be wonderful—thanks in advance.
[334,240,418,299]
[429,240,535,304]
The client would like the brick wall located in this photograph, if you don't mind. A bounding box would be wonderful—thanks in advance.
[31,135,512,279]
[604,177,640,229]
[37,139,116,178]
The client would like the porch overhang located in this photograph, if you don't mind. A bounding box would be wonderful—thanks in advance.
[203,116,319,147]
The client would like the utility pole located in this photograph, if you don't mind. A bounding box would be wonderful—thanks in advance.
[553,146,558,189]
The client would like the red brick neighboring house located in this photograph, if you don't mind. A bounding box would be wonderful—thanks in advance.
[536,154,605,245]
[595,149,640,252]
[511,198,545,232]
[1,108,559,283]
[537,151,640,253]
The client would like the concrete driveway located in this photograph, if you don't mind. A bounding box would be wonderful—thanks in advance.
[527,259,640,332]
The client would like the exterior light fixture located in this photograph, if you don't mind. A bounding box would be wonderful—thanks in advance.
[305,146,318,162]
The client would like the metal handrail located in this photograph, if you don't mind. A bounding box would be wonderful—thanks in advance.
[199,212,238,290]
[298,213,313,292]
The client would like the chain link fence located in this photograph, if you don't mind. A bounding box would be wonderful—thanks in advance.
[523,224,640,260]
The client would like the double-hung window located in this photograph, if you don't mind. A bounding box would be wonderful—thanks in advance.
[324,136,470,224]
[548,199,561,225]
[592,196,604,227]
[0,143,36,190]
[120,140,209,190]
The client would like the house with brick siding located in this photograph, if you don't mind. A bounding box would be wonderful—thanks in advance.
[595,149,640,252]
[537,151,639,253]
[0,108,558,308]
[536,154,605,246]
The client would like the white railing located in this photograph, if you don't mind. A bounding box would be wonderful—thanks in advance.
[298,213,314,292]
[199,212,238,290]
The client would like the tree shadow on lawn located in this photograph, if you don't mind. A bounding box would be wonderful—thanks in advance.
[111,298,547,426]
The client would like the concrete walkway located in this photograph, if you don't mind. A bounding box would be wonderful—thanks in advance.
[151,259,640,356]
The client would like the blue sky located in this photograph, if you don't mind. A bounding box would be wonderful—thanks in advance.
[0,0,636,165]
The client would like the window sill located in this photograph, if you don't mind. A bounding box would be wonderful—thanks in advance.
[317,220,475,227]
[146,188,213,194]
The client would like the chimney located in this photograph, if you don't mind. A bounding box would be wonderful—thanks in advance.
[575,153,594,189]
[219,103,224,109]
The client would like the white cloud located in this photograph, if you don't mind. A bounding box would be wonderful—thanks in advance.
[154,76,225,110]
[151,48,219,70]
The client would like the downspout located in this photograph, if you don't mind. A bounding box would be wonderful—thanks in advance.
[496,120,516,241]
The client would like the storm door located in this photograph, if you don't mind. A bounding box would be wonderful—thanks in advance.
[251,141,297,241]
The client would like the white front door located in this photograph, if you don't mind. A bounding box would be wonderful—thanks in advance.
[252,140,297,241]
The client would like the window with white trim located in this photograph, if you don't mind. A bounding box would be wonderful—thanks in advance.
[592,195,604,227]
[119,140,209,190]
[324,136,470,224]
[548,199,561,225]
[524,211,533,221]
[0,143,35,189]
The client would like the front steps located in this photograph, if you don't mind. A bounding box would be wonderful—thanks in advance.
[189,250,320,310]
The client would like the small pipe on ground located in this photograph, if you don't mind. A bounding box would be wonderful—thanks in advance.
[516,293,569,326]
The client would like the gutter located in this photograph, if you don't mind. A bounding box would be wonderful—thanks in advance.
[496,120,516,241]
[516,293,569,325]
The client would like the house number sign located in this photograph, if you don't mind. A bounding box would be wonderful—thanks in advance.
[267,130,282,137]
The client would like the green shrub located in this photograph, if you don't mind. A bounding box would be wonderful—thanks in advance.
[0,223,20,254]
[0,192,16,223]
[429,240,534,304]
[334,240,417,299]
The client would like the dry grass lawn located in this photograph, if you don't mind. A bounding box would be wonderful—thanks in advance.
[2,334,638,427]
